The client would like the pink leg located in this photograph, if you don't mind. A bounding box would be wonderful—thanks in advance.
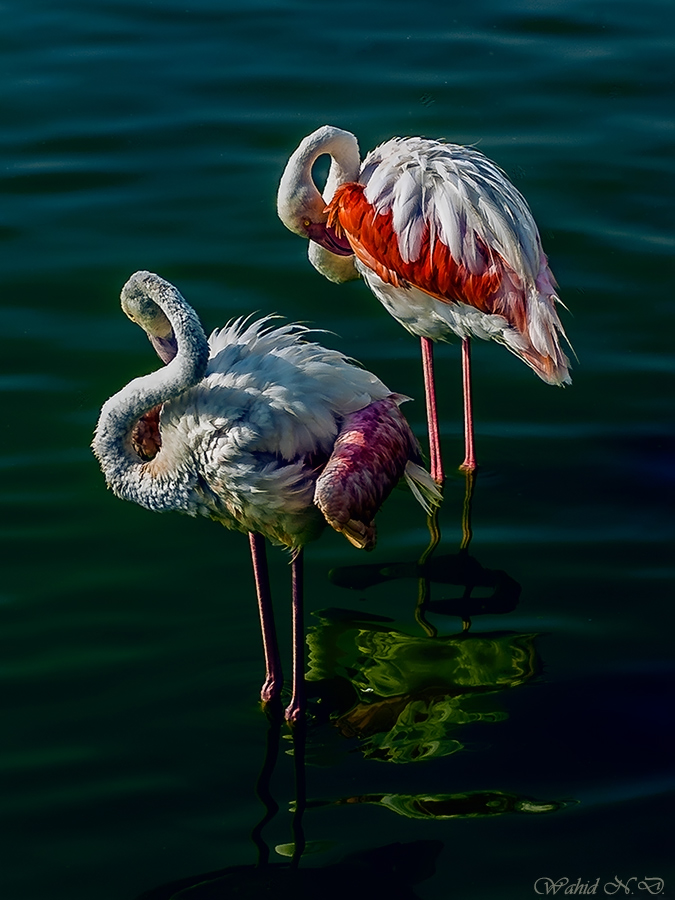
[285,550,305,725]
[248,532,283,705]
[420,337,444,485]
[460,337,477,472]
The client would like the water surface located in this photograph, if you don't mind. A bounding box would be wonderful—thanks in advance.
[1,1,673,897]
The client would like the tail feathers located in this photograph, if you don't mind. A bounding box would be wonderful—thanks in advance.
[518,343,572,386]
[404,461,443,514]
[526,290,573,385]
[501,290,572,386]
[490,254,573,386]
[519,261,574,385]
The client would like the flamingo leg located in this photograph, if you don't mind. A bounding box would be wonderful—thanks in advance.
[420,337,444,486]
[248,532,283,706]
[460,337,477,473]
[285,550,305,725]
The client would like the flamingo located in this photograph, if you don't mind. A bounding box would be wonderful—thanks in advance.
[277,125,572,482]
[92,271,440,723]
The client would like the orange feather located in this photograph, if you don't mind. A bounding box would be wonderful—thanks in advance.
[328,182,529,339]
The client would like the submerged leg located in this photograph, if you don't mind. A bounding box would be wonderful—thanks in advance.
[420,337,444,486]
[415,506,442,638]
[460,337,477,473]
[460,466,477,552]
[285,550,305,725]
[248,532,283,706]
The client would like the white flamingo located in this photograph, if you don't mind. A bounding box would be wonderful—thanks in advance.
[277,125,572,482]
[92,271,440,722]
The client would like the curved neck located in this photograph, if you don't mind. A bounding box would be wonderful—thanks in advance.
[92,273,210,509]
[319,131,362,204]
[277,126,361,232]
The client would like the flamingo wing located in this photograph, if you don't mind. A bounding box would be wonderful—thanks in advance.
[314,396,440,550]
[329,139,545,321]
[327,139,571,384]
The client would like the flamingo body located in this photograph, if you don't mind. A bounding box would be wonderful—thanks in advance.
[93,272,440,719]
[94,272,437,552]
[278,126,573,476]
[279,128,571,386]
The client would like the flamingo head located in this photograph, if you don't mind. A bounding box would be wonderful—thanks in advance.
[277,125,361,255]
[121,274,179,364]
[277,176,353,256]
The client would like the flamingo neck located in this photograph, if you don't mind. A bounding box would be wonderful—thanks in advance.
[277,125,361,236]
[319,130,361,203]
[92,272,210,506]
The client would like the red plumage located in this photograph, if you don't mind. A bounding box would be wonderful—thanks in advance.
[328,182,520,324]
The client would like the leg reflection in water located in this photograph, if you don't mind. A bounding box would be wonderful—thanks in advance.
[134,712,443,899]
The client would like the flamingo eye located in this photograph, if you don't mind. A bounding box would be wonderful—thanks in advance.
[302,218,311,229]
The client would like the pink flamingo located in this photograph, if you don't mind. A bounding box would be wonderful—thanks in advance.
[92,271,440,723]
[277,126,572,482]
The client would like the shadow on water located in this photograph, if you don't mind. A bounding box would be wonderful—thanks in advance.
[137,844,440,898]
[311,475,529,763]
[135,473,571,899]
[135,716,443,900]
[135,711,564,900]
[330,470,520,635]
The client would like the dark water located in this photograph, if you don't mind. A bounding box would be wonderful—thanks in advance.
[1,0,674,897]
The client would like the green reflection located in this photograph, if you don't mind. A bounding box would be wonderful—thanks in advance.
[330,789,567,820]
[306,610,539,763]
[346,628,538,696]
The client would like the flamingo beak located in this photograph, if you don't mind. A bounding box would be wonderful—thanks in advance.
[149,332,179,365]
[306,222,353,257]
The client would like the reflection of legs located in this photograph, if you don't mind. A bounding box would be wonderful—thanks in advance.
[416,466,478,636]
[415,506,442,638]
[285,550,305,724]
[250,713,282,867]
[249,532,283,705]
[460,338,477,473]
[460,468,478,631]
[421,337,444,486]
[290,721,307,868]
[460,467,477,552]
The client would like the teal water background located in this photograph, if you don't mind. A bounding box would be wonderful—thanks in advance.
[1,1,674,897]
